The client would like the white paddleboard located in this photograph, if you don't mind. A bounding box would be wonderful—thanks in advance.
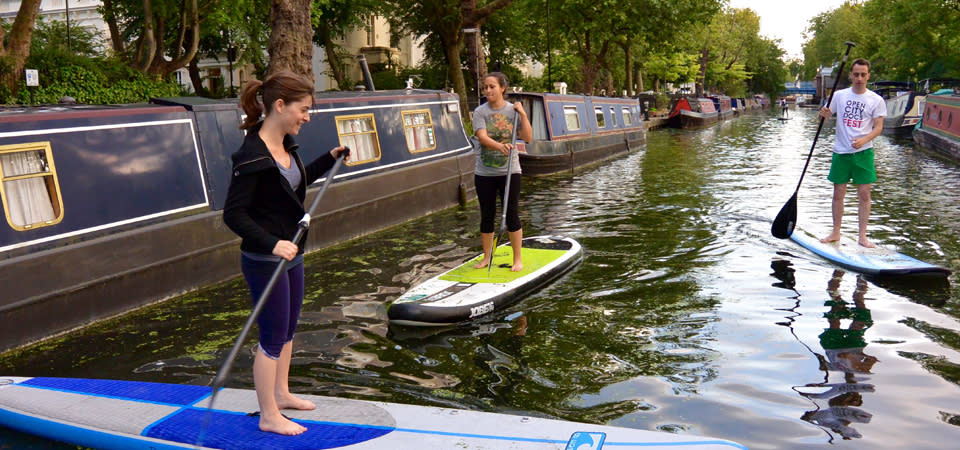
[388,236,582,326]
[0,376,746,449]
[790,229,951,277]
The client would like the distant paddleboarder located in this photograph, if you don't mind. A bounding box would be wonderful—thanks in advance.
[817,58,886,248]
[780,98,789,118]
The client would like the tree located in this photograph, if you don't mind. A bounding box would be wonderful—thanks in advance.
[385,0,514,115]
[0,0,42,95]
[312,0,382,89]
[863,0,960,80]
[801,3,876,80]
[690,8,760,95]
[98,0,200,77]
[269,0,314,79]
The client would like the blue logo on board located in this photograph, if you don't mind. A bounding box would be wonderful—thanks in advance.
[565,431,606,450]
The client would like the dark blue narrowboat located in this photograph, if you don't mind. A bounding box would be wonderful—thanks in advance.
[503,93,645,176]
[0,89,474,352]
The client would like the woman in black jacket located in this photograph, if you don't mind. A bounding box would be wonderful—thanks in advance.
[223,71,348,436]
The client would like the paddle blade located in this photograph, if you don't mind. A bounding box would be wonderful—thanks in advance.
[771,194,798,239]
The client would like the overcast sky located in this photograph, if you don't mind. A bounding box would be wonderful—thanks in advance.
[727,0,849,60]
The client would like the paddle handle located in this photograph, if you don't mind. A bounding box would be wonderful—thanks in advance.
[793,41,856,193]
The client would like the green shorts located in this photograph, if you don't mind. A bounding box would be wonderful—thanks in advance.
[828,149,876,185]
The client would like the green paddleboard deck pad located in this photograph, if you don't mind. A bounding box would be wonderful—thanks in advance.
[790,229,951,277]
[0,376,746,449]
[388,236,583,326]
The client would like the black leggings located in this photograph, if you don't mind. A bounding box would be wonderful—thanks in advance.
[475,174,522,233]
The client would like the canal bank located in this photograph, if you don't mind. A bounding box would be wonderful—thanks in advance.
[3,108,958,449]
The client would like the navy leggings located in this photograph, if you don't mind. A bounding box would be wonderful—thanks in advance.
[241,254,305,359]
[475,174,522,233]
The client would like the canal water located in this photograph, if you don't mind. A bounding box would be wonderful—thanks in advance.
[2,107,959,449]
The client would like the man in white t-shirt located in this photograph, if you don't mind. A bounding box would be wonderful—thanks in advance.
[818,58,887,248]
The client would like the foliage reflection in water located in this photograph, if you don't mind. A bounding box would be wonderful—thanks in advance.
[2,108,960,448]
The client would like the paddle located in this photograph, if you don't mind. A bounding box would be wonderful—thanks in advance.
[197,148,348,445]
[488,108,521,276]
[771,41,856,239]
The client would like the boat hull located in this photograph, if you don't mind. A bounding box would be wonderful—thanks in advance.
[0,90,475,352]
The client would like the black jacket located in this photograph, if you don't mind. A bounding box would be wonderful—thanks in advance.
[223,122,336,255]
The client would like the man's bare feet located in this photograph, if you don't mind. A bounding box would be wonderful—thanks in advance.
[473,259,489,269]
[820,231,842,244]
[858,237,875,248]
[259,413,307,435]
[276,394,316,411]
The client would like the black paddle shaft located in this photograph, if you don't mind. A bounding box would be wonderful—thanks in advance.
[197,149,348,445]
[771,42,856,239]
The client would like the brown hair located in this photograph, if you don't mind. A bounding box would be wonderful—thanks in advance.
[239,71,314,130]
[484,72,509,90]
[851,58,871,71]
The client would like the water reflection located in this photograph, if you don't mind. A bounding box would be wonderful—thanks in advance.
[798,270,877,441]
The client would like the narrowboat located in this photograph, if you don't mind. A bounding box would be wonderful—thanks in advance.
[504,93,645,176]
[871,81,920,137]
[666,96,719,129]
[708,95,734,120]
[913,89,960,161]
[0,88,475,353]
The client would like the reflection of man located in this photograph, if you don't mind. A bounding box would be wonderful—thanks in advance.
[799,270,877,440]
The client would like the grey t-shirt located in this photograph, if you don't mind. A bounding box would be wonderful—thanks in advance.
[473,102,522,176]
[277,158,302,191]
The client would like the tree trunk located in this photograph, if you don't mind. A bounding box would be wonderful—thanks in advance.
[268,0,314,82]
[151,0,199,77]
[188,56,210,97]
[101,0,126,55]
[318,28,346,89]
[442,33,469,120]
[134,0,157,72]
[622,42,632,96]
[697,48,709,96]
[0,0,42,95]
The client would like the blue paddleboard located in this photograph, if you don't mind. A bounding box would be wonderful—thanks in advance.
[790,230,951,277]
[0,377,745,450]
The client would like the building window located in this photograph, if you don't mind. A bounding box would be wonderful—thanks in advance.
[563,106,581,131]
[336,114,381,164]
[0,142,64,230]
[594,107,605,128]
[622,107,633,126]
[401,110,436,153]
[609,107,617,127]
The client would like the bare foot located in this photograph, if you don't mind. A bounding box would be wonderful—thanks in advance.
[259,413,307,435]
[276,394,316,411]
[858,238,875,248]
[511,261,523,272]
[473,260,489,269]
[820,232,842,244]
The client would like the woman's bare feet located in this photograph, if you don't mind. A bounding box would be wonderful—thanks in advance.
[820,231,842,244]
[511,261,523,272]
[473,259,490,269]
[276,393,316,411]
[858,237,875,248]
[259,412,306,435]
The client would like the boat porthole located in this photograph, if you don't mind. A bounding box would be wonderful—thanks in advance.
[949,112,953,128]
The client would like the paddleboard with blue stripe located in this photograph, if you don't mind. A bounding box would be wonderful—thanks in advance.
[790,229,951,277]
[0,376,745,449]
[388,236,582,326]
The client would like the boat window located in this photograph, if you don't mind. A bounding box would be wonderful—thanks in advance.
[563,106,581,131]
[609,107,617,127]
[335,114,381,165]
[0,141,64,231]
[594,107,605,128]
[401,110,436,153]
[622,107,633,126]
